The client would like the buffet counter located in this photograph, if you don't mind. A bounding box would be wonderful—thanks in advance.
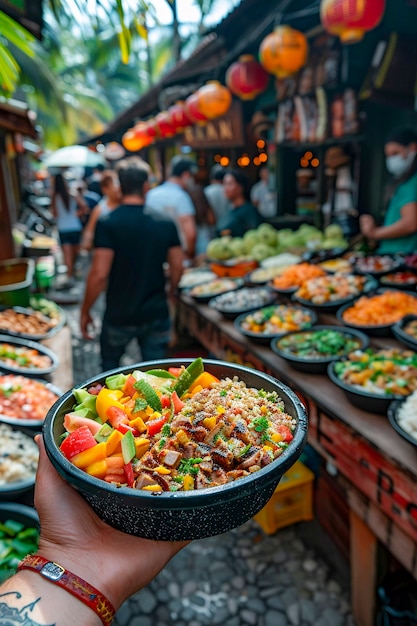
[177,293,417,626]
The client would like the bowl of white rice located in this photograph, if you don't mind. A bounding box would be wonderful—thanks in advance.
[387,392,417,447]
[0,423,38,499]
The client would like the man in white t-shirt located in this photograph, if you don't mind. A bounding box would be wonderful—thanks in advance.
[146,156,197,259]
[250,166,277,219]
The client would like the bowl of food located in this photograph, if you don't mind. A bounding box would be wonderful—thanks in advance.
[235,304,317,345]
[0,305,65,341]
[0,374,62,429]
[0,334,59,377]
[43,358,308,541]
[336,290,417,337]
[0,502,39,583]
[187,278,241,304]
[269,263,327,297]
[379,270,417,291]
[244,266,290,286]
[271,326,369,374]
[293,273,377,313]
[392,315,417,351]
[208,286,276,320]
[327,348,417,413]
[387,392,417,447]
[178,270,217,291]
[317,258,352,274]
[0,423,39,499]
[210,259,258,278]
[350,254,402,277]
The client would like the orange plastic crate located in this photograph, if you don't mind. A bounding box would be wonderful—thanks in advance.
[254,461,315,535]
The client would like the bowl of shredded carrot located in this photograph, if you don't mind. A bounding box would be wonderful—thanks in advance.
[336,289,417,336]
[269,263,326,296]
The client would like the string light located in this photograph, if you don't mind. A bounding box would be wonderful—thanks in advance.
[311,158,320,167]
[220,156,230,166]
[214,154,222,162]
[256,139,265,149]
[300,158,309,167]
[253,156,261,166]
[259,153,268,163]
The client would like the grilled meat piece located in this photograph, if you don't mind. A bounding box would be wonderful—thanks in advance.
[159,448,182,468]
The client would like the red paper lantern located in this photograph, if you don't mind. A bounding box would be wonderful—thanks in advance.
[195,81,232,120]
[184,93,209,125]
[122,123,153,152]
[154,112,175,138]
[168,102,192,132]
[226,55,270,100]
[259,26,308,78]
[144,119,158,139]
[320,0,385,43]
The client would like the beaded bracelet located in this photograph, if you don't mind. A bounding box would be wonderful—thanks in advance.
[18,555,115,626]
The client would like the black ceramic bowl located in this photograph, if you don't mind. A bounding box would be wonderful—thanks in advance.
[0,424,38,500]
[0,503,39,583]
[387,399,417,447]
[379,270,417,292]
[292,275,377,313]
[327,361,407,414]
[234,305,317,345]
[392,315,417,351]
[336,289,417,337]
[0,374,62,430]
[187,278,242,304]
[208,287,276,320]
[271,325,369,374]
[0,305,66,341]
[0,334,59,377]
[43,359,308,541]
[351,254,403,277]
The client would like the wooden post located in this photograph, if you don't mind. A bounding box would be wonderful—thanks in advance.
[350,510,378,626]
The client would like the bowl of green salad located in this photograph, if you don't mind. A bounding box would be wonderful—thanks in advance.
[271,325,369,373]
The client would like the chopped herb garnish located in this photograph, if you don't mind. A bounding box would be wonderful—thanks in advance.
[219,390,227,397]
[258,389,267,398]
[238,443,251,457]
[178,458,203,475]
[158,438,166,449]
[278,442,289,449]
[173,476,184,483]
[250,416,269,433]
[161,423,171,437]
[133,398,148,413]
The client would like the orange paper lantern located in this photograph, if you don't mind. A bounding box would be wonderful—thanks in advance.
[195,81,232,120]
[122,123,153,152]
[168,102,192,132]
[184,93,209,125]
[259,26,308,78]
[226,55,270,100]
[320,0,385,43]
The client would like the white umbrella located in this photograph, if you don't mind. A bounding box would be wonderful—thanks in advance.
[43,145,107,169]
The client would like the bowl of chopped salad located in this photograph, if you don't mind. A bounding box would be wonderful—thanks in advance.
[271,326,369,373]
[327,348,417,413]
[235,304,317,345]
[0,334,59,377]
[43,358,307,541]
[0,423,39,499]
[0,374,62,429]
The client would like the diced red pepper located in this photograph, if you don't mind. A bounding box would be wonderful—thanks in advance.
[123,375,137,398]
[147,414,168,437]
[106,405,129,428]
[123,462,134,487]
[276,425,294,442]
[116,422,140,436]
[168,367,182,377]
[160,394,171,409]
[171,391,185,414]
[60,426,97,460]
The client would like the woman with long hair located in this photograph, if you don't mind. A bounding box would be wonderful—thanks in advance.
[360,127,417,254]
[52,173,83,284]
[215,170,262,237]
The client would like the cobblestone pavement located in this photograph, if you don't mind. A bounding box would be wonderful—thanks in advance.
[61,288,356,626]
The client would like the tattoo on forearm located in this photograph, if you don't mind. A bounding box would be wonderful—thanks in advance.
[0,591,55,625]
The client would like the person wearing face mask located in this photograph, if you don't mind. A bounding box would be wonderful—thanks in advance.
[360,127,417,254]
[145,156,197,260]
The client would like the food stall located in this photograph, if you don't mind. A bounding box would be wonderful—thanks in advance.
[176,254,417,626]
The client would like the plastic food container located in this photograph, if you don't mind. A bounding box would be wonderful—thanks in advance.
[0,259,35,307]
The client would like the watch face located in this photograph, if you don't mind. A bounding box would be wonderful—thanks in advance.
[40,561,65,581]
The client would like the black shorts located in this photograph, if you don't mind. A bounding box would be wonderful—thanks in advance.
[59,230,82,245]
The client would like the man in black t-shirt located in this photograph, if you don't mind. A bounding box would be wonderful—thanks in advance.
[80,157,184,371]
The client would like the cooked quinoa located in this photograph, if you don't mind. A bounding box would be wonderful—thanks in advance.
[0,423,39,485]
[133,377,296,492]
